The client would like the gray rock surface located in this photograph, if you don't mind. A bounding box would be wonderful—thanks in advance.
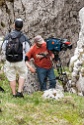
[0,1,84,63]
[0,0,84,93]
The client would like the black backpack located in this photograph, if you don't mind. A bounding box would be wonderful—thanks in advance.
[6,33,23,62]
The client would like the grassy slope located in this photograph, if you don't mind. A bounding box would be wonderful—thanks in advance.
[0,70,84,125]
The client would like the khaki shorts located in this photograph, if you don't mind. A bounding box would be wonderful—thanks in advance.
[4,60,28,81]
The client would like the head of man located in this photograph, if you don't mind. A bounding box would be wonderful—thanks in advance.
[15,18,23,31]
[34,35,44,47]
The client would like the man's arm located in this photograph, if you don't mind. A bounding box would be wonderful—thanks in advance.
[1,40,8,55]
[25,56,36,73]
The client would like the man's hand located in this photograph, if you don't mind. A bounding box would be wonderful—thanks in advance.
[51,53,55,59]
[36,54,44,58]
[26,61,36,73]
[29,66,36,73]
[36,52,49,59]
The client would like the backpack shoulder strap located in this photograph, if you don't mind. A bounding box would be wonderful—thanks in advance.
[21,33,31,46]
[17,32,22,38]
[7,33,12,39]
[8,32,22,40]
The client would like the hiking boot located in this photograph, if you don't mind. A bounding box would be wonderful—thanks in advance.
[13,95,17,98]
[16,92,24,98]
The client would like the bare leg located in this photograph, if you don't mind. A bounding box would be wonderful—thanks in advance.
[10,80,16,95]
[18,77,25,92]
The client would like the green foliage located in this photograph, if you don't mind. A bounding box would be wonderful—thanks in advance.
[0,90,84,125]
[0,66,84,125]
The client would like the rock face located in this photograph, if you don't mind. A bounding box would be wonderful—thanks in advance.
[0,0,84,64]
[0,0,84,93]
[69,7,84,96]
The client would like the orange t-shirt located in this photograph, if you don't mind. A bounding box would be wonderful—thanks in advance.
[26,42,53,69]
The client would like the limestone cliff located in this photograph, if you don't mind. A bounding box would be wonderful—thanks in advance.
[0,0,84,64]
[0,0,84,94]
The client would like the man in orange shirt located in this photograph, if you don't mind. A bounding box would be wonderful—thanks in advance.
[25,35,56,91]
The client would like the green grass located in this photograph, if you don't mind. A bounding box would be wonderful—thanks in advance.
[0,69,84,125]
